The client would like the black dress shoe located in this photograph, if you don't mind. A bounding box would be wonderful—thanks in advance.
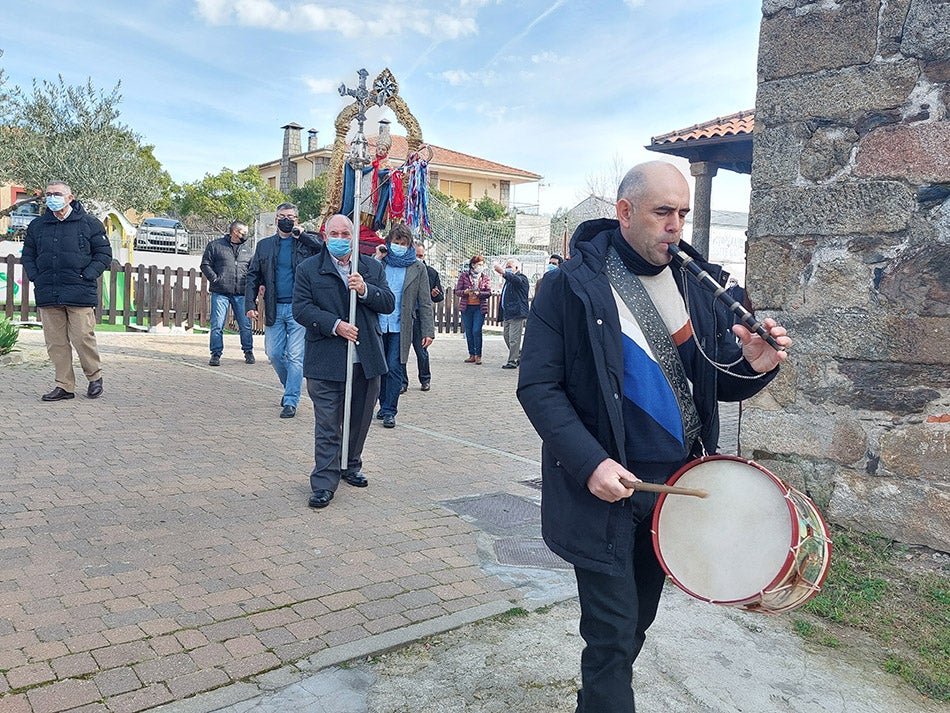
[375,409,384,420]
[209,354,221,366]
[420,382,431,391]
[308,489,333,508]
[280,405,296,418]
[87,378,103,398]
[244,351,255,364]
[41,387,75,402]
[501,363,517,369]
[382,415,396,428]
[399,384,408,394]
[342,470,368,488]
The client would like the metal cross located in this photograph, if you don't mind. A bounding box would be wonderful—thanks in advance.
[338,68,384,168]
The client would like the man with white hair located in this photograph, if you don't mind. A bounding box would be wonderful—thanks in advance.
[493,257,529,369]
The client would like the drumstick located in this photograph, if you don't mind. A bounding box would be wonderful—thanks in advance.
[619,477,708,499]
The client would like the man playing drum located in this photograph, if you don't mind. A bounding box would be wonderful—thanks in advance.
[517,161,790,713]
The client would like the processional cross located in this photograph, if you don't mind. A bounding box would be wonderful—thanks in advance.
[336,68,390,467]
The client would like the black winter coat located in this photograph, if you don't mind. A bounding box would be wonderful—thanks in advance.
[517,219,777,575]
[292,250,395,381]
[244,231,322,326]
[499,270,529,320]
[21,201,112,307]
[200,235,255,296]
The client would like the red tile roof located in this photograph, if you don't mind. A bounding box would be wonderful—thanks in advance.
[650,110,755,146]
[367,135,541,182]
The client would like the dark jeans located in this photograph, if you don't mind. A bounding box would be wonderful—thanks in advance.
[573,491,667,713]
[306,364,379,493]
[401,313,430,387]
[460,307,484,356]
[378,331,403,417]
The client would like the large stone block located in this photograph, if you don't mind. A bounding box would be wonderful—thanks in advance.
[800,248,876,310]
[740,408,831,460]
[830,468,950,551]
[758,0,879,80]
[744,237,804,308]
[901,0,950,61]
[753,456,837,511]
[749,182,915,236]
[800,127,860,181]
[880,421,950,481]
[855,123,950,183]
[756,59,919,124]
[750,123,808,189]
[880,0,914,56]
[836,360,947,414]
[877,240,950,317]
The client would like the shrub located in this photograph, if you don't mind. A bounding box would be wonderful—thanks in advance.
[0,315,20,355]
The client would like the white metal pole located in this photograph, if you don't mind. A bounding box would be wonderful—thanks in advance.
[340,166,362,471]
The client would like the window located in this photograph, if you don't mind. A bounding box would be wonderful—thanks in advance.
[499,180,510,205]
[443,180,472,203]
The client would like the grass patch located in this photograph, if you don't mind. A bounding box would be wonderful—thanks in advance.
[798,526,950,701]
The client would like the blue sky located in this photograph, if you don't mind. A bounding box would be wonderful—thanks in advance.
[3,0,761,214]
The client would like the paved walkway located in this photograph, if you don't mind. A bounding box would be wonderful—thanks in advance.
[1,329,538,712]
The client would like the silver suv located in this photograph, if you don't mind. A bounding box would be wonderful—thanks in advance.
[134,217,190,254]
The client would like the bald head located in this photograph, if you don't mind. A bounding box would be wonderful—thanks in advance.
[615,161,691,266]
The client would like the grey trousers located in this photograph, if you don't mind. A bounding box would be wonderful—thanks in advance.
[307,364,380,493]
[503,317,525,365]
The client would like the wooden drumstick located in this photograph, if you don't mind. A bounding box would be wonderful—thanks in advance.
[619,477,708,499]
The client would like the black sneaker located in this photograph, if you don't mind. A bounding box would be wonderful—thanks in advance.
[209,355,221,366]
[244,351,256,364]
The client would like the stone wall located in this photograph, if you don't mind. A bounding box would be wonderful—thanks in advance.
[747,0,949,550]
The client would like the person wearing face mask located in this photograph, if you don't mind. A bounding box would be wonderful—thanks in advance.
[492,258,529,369]
[533,253,564,297]
[454,255,491,364]
[292,214,395,508]
[22,181,112,402]
[245,203,322,418]
[200,221,255,366]
[400,242,444,393]
[373,223,435,428]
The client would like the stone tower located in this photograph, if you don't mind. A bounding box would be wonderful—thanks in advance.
[280,122,303,193]
[745,0,949,550]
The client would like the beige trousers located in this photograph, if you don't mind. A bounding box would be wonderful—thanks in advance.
[38,306,102,392]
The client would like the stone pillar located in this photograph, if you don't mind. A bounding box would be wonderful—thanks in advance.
[279,122,303,193]
[307,129,319,152]
[746,0,950,551]
[689,161,718,258]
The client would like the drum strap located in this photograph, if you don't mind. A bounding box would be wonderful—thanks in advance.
[605,247,702,451]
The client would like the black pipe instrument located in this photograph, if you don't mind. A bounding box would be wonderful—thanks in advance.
[668,243,784,352]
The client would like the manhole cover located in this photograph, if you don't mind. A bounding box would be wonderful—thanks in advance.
[494,538,571,569]
[443,492,540,532]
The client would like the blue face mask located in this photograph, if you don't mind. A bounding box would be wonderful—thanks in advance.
[46,195,67,211]
[388,243,409,257]
[327,238,351,258]
[505,268,513,274]
[546,264,558,272]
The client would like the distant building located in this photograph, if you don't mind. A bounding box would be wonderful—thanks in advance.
[256,123,541,212]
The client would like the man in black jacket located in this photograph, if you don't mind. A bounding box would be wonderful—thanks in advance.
[517,162,790,713]
[22,181,112,402]
[493,258,529,369]
[200,221,255,366]
[401,242,444,392]
[245,203,322,418]
[292,214,394,508]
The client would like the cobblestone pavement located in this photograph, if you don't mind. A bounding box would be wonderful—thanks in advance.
[1,328,539,712]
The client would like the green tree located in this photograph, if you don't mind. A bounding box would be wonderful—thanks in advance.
[174,166,285,233]
[288,175,327,222]
[471,195,508,221]
[0,74,170,215]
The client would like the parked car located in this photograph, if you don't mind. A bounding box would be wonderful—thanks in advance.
[134,217,190,254]
[7,202,41,239]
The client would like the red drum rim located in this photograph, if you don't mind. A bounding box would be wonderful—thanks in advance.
[651,455,801,607]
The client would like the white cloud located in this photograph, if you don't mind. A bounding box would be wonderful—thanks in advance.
[435,69,499,86]
[193,1,478,39]
[302,76,339,94]
[530,50,565,65]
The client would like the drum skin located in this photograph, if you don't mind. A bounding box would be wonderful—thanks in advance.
[651,455,832,613]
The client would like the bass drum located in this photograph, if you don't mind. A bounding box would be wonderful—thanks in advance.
[651,455,832,613]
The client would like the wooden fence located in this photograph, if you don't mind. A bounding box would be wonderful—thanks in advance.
[1,255,507,334]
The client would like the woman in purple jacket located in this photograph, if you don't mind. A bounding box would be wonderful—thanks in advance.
[454,255,491,364]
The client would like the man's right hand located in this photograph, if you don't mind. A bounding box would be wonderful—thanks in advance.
[246,310,258,319]
[587,458,637,502]
[335,321,358,342]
